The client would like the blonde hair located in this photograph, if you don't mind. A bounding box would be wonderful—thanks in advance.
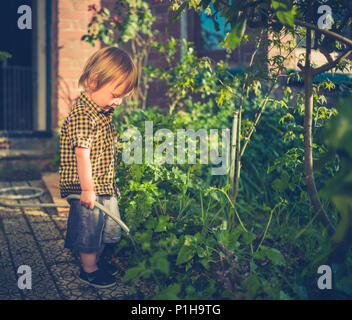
[78,47,138,95]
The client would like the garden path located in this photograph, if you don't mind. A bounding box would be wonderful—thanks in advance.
[0,177,130,300]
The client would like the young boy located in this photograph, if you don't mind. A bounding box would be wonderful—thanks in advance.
[59,47,138,288]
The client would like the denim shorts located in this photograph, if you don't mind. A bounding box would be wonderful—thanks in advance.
[64,194,122,253]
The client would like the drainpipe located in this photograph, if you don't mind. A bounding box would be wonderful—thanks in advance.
[46,0,52,136]
[180,10,188,59]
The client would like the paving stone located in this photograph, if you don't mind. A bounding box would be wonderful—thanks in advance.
[1,215,31,234]
[0,181,22,219]
[50,263,100,300]
[39,239,76,266]
[0,281,22,300]
[7,234,42,267]
[6,233,61,300]
[41,173,70,216]
[51,215,68,232]
[0,206,22,219]
[0,178,140,300]
[0,230,22,300]
[28,179,62,216]
[31,221,62,241]
[21,281,60,300]
[25,209,52,224]
[96,274,130,300]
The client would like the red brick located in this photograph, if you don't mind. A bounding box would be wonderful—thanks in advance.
[58,0,74,10]
[59,69,82,79]
[71,20,90,31]
[59,30,86,40]
[58,39,74,49]
[59,48,87,59]
[58,20,72,30]
[59,8,87,20]
[73,1,91,11]
[58,59,72,69]
[78,41,94,50]
[59,79,79,90]
[70,59,86,70]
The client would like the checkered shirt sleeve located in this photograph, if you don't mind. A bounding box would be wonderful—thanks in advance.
[68,111,95,149]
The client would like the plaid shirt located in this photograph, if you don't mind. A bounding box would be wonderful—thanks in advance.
[59,91,119,198]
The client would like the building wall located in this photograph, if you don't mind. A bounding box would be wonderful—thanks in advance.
[52,0,102,132]
[147,1,181,110]
[52,0,181,132]
[47,1,352,134]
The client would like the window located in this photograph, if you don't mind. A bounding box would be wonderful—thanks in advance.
[199,3,231,51]
[187,4,257,67]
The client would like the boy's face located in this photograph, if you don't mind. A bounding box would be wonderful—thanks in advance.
[88,78,133,112]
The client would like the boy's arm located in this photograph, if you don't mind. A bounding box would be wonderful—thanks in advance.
[75,147,96,209]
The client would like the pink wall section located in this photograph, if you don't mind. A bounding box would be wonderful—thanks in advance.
[51,0,181,132]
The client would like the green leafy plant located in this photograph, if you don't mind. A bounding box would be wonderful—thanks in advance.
[74,0,352,300]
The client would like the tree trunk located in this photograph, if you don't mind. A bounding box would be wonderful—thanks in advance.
[303,28,335,235]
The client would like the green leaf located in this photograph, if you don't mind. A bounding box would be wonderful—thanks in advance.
[199,258,210,270]
[155,215,170,232]
[320,98,352,247]
[253,249,266,260]
[176,245,195,265]
[167,1,188,31]
[271,0,295,26]
[122,262,145,282]
[153,283,181,300]
[0,51,12,61]
[266,247,285,265]
[322,98,352,156]
[335,275,352,296]
[271,171,290,192]
[242,231,256,245]
[255,246,285,266]
[218,226,242,249]
[199,0,212,10]
[140,269,152,279]
[223,15,246,50]
[330,196,352,244]
[250,260,258,273]
[150,251,170,275]
[279,290,292,300]
[244,274,261,299]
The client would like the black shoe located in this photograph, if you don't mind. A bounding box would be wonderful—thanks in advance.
[79,268,116,289]
[97,259,119,276]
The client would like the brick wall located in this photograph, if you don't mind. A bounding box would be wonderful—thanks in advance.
[52,0,181,132]
[147,1,181,110]
[50,1,352,133]
[53,0,103,131]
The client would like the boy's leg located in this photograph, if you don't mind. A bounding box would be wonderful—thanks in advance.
[96,243,105,263]
[81,242,106,272]
[79,249,116,288]
[80,252,98,273]
[65,195,116,287]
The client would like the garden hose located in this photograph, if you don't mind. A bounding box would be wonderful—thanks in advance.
[0,186,130,234]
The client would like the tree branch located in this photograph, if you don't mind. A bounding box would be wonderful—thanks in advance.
[312,49,352,76]
[319,47,333,65]
[297,62,304,71]
[294,19,352,48]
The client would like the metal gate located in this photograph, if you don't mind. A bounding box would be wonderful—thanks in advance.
[0,62,35,131]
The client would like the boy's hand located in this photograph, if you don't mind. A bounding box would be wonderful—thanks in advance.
[80,190,96,210]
